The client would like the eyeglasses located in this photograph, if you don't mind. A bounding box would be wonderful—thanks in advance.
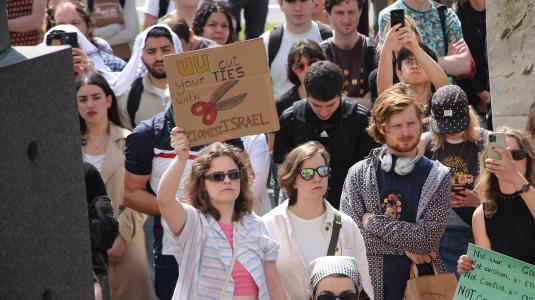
[204,170,243,182]
[291,58,319,72]
[299,165,330,180]
[511,149,527,161]
[401,58,421,67]
[316,291,359,300]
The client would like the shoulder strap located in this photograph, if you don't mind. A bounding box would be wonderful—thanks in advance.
[292,99,307,123]
[126,77,144,129]
[316,21,334,41]
[363,37,377,86]
[268,24,284,67]
[436,2,448,54]
[158,0,170,18]
[327,209,342,256]
[322,39,334,61]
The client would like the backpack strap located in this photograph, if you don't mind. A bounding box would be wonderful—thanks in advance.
[436,2,448,55]
[363,37,377,90]
[158,0,170,18]
[269,22,332,67]
[126,77,144,129]
[268,23,284,67]
[327,209,342,256]
[316,21,334,41]
[291,99,307,123]
[321,39,334,61]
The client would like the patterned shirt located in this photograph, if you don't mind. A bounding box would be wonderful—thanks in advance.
[7,0,42,45]
[100,51,126,72]
[378,0,463,57]
[340,148,450,300]
[168,205,279,299]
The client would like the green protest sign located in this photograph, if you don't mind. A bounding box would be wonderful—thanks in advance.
[454,243,535,300]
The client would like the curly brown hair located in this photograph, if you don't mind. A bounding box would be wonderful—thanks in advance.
[278,141,330,205]
[185,142,253,221]
[192,1,236,44]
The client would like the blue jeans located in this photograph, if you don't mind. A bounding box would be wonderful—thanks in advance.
[154,254,179,300]
[439,227,474,278]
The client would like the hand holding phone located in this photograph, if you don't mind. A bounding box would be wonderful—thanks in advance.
[390,9,405,29]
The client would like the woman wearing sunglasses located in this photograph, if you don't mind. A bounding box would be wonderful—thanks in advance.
[309,256,362,300]
[275,39,326,117]
[157,127,286,299]
[457,127,535,273]
[262,142,374,299]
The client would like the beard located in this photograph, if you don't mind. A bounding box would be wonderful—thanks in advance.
[145,61,166,79]
[388,135,421,154]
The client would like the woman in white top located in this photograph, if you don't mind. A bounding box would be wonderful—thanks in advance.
[77,72,156,300]
[262,141,374,299]
[157,127,286,299]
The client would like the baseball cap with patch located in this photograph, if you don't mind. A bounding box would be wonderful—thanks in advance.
[430,85,470,134]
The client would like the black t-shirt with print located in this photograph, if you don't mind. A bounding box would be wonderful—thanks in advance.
[330,34,368,97]
[425,140,480,226]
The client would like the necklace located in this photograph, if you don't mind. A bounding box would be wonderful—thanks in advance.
[84,134,108,155]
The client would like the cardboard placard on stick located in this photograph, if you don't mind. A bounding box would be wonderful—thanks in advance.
[164,38,279,147]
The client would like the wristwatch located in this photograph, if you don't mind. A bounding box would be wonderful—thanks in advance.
[517,183,531,194]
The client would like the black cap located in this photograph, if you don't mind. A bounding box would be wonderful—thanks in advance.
[430,85,470,134]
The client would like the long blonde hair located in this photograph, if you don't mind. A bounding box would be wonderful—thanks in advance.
[474,127,535,217]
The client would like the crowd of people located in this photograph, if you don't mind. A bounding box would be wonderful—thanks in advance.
[7,0,535,299]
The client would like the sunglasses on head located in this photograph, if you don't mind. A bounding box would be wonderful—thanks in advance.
[204,169,243,182]
[291,58,319,72]
[316,291,359,300]
[511,149,527,161]
[299,165,330,180]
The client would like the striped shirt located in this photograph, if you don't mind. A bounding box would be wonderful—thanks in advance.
[168,204,279,299]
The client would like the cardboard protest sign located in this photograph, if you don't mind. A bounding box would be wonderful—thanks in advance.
[164,38,279,147]
[454,243,535,300]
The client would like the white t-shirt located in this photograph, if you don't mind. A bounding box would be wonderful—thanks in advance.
[83,153,106,173]
[287,210,329,267]
[261,22,323,99]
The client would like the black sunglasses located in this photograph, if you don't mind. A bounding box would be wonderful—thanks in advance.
[299,165,330,180]
[316,291,359,300]
[204,170,243,182]
[291,58,319,72]
[511,149,527,161]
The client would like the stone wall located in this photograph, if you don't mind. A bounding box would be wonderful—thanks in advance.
[487,0,535,130]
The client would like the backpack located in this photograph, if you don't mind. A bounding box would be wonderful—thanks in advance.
[321,37,377,91]
[268,21,333,67]
[290,97,360,155]
[126,77,144,129]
